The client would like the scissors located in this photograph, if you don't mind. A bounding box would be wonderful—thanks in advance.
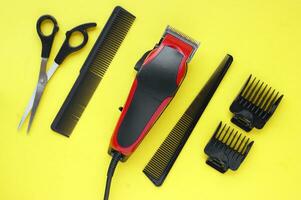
[18,15,96,132]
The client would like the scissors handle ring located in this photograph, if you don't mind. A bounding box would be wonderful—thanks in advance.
[36,15,59,58]
[65,28,89,51]
[54,23,96,64]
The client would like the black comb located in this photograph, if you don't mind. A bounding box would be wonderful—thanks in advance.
[143,54,233,186]
[204,122,254,173]
[51,6,136,137]
[230,74,283,132]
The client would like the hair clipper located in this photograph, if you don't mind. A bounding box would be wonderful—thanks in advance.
[109,26,199,160]
[103,26,199,200]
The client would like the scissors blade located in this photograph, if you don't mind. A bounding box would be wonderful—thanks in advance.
[26,58,48,133]
[18,87,37,130]
[18,62,59,130]
[27,82,46,132]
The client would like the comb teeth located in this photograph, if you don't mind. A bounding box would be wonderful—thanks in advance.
[213,123,252,155]
[230,74,283,132]
[204,122,254,173]
[143,55,233,186]
[239,75,281,113]
[89,10,135,77]
[51,7,135,137]
[143,113,194,186]
[164,25,200,62]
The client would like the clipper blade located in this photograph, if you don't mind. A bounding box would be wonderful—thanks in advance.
[204,122,254,173]
[163,26,200,62]
[230,75,283,132]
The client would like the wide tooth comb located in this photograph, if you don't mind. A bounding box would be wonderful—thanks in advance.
[230,74,283,132]
[51,6,136,136]
[204,122,254,173]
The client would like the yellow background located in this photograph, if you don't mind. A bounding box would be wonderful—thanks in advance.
[0,0,300,199]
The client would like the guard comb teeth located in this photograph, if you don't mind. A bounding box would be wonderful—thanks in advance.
[230,74,283,132]
[204,122,254,173]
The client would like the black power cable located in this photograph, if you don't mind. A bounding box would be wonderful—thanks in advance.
[103,152,122,200]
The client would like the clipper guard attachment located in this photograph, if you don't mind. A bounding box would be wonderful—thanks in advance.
[204,122,254,173]
[230,75,283,132]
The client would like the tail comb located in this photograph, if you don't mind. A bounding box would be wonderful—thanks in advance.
[230,75,283,132]
[204,122,254,173]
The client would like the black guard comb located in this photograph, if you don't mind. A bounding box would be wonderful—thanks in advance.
[204,122,254,173]
[230,75,283,132]
[51,6,136,136]
[143,54,233,186]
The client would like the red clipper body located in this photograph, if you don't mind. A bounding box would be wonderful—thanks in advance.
[109,26,199,160]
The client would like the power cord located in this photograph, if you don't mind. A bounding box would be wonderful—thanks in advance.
[103,152,122,200]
